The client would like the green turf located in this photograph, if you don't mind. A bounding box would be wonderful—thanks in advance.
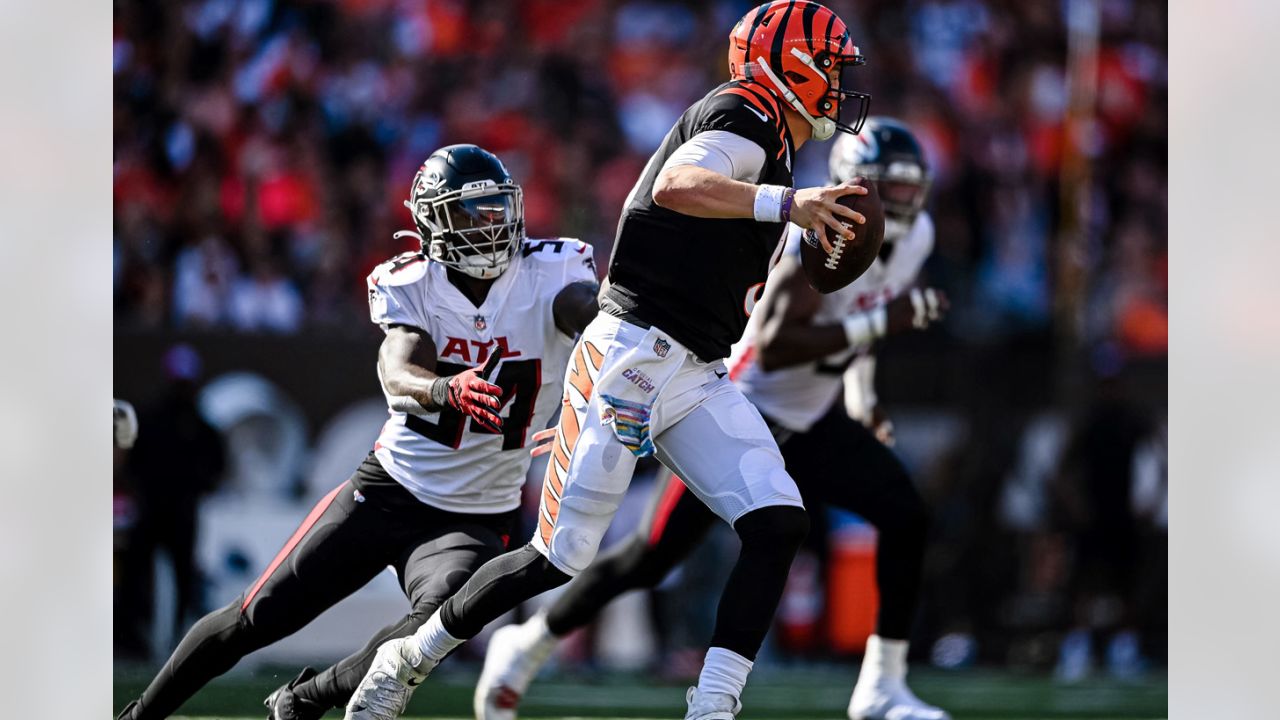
[116,665,1167,719]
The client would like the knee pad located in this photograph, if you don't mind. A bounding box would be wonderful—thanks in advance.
[548,523,604,575]
[546,494,618,575]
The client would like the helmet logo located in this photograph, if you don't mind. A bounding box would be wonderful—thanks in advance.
[416,170,445,196]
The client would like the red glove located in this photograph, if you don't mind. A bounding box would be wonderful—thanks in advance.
[438,348,505,432]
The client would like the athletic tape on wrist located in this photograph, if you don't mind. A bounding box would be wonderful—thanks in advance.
[843,306,887,348]
[429,376,451,409]
[909,288,928,329]
[753,184,788,223]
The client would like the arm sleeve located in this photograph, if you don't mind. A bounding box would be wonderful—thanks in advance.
[659,130,769,183]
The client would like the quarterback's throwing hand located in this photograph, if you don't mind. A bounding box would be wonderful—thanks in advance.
[791,182,869,254]
[443,349,505,432]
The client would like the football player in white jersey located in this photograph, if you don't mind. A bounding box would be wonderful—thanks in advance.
[473,118,952,720]
[115,144,600,720]
[341,5,878,719]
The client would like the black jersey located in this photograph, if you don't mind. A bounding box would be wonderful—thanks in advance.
[600,80,796,362]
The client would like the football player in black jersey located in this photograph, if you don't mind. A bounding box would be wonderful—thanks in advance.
[344,4,874,719]
[476,119,952,720]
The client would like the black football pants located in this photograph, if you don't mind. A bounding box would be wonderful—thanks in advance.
[546,405,931,642]
[117,453,514,719]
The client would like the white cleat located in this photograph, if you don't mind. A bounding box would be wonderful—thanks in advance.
[848,677,951,720]
[683,687,741,720]
[474,618,558,720]
[345,637,431,720]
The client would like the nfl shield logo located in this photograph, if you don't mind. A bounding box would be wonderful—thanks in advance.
[653,338,671,358]
[474,315,487,331]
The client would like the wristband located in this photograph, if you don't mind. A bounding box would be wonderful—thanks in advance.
[842,306,887,348]
[429,375,452,409]
[779,187,795,223]
[753,184,789,223]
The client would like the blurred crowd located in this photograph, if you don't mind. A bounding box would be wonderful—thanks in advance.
[113,0,1166,354]
[114,0,1167,676]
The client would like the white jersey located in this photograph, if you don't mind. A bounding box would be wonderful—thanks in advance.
[368,238,597,514]
[728,212,935,433]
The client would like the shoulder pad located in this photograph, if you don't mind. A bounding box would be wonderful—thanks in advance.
[369,252,430,287]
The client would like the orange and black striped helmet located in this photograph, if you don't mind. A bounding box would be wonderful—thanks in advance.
[728,1,870,141]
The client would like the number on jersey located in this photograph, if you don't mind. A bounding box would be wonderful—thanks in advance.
[405,359,542,450]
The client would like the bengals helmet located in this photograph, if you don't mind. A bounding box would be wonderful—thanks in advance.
[829,117,931,241]
[397,144,524,280]
[728,1,871,141]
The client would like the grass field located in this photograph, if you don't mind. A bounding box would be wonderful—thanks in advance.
[114,665,1167,719]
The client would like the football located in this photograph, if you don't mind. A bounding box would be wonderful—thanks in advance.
[799,177,885,294]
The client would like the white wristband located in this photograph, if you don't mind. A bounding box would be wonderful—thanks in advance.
[842,306,887,348]
[753,184,788,223]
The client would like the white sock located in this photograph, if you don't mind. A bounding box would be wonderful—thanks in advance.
[525,611,560,655]
[416,610,464,663]
[859,635,908,683]
[697,647,754,699]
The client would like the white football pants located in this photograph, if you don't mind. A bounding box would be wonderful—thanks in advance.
[531,313,804,575]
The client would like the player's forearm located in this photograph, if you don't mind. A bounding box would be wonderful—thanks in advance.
[652,165,761,219]
[553,281,601,336]
[379,361,449,412]
[757,306,886,371]
[756,324,850,371]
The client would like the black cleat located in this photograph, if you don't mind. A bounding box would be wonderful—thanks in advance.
[264,667,327,720]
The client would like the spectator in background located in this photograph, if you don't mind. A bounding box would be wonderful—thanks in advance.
[117,345,226,659]
[172,232,239,328]
[228,250,304,333]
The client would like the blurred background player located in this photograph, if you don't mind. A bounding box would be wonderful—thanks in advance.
[115,345,226,661]
[115,144,599,720]
[475,119,950,720]
[342,3,878,719]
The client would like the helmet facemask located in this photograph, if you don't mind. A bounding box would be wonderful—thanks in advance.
[843,161,930,243]
[752,47,870,141]
[877,173,931,241]
[405,181,525,280]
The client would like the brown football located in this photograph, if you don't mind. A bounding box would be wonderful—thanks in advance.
[799,177,885,294]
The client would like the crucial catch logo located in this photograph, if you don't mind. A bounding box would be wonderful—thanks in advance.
[622,367,656,394]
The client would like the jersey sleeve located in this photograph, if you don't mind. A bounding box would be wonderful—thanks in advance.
[521,237,598,290]
[694,87,786,164]
[366,253,433,333]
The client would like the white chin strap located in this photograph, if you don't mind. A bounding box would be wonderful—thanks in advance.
[755,53,837,141]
